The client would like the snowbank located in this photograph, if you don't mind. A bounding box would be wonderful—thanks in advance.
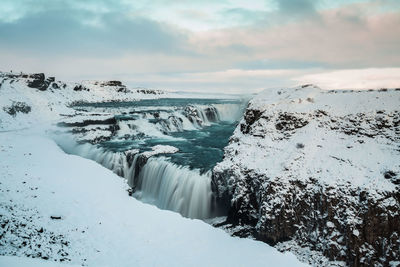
[0,130,306,266]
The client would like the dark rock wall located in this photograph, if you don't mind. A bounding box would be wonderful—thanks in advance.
[212,89,400,266]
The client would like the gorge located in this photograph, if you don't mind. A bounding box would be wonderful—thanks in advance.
[1,72,399,266]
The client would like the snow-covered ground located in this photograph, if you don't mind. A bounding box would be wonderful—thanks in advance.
[0,130,306,266]
[212,85,400,266]
[216,85,399,193]
[0,72,164,131]
[0,72,307,266]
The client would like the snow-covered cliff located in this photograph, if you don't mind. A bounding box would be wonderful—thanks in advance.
[0,71,308,266]
[0,72,163,130]
[212,85,400,266]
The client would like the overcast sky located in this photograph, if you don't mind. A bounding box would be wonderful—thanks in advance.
[1,0,399,93]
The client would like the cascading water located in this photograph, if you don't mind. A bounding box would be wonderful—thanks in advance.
[56,98,247,220]
[134,158,212,219]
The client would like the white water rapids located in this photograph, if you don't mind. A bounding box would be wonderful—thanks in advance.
[55,101,246,219]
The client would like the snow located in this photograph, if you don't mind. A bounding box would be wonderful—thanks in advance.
[0,72,163,131]
[353,230,360,237]
[142,145,179,157]
[0,72,307,266]
[215,85,400,196]
[0,255,81,267]
[0,130,306,266]
[213,84,400,265]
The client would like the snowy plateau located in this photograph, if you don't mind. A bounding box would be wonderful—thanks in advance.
[213,85,400,266]
[0,71,399,267]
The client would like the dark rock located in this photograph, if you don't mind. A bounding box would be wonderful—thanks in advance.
[125,150,139,168]
[384,171,400,185]
[73,85,90,91]
[136,88,163,95]
[27,73,49,91]
[274,113,309,133]
[58,117,117,127]
[93,81,129,93]
[184,105,203,127]
[213,97,400,266]
[240,108,263,134]
[105,81,122,86]
[204,106,219,122]
[3,102,31,116]
[296,143,305,149]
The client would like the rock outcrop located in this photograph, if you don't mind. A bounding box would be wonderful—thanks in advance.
[134,87,164,95]
[3,102,31,117]
[26,73,56,91]
[212,85,400,266]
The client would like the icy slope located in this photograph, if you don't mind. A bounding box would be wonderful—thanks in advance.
[0,72,163,130]
[0,131,306,267]
[212,85,400,266]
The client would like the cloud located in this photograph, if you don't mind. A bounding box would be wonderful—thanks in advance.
[277,0,317,16]
[190,3,400,69]
[0,0,187,57]
[1,0,399,93]
[0,10,188,57]
[294,68,400,89]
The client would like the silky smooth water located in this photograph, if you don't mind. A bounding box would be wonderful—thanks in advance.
[93,98,243,172]
[62,97,246,219]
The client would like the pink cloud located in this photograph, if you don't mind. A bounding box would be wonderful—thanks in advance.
[294,68,400,89]
[189,3,400,67]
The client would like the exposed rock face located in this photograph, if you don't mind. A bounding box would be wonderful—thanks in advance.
[26,73,54,91]
[0,72,59,92]
[103,81,122,87]
[184,105,204,126]
[212,85,400,266]
[92,81,127,93]
[134,88,163,95]
[58,116,116,127]
[73,85,90,91]
[204,106,219,122]
[3,102,31,117]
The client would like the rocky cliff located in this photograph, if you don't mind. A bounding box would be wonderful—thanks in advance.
[212,85,400,266]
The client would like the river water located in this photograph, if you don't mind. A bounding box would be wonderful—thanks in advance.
[58,98,246,219]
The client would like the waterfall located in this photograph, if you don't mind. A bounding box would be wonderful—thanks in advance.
[134,157,212,219]
[57,138,138,182]
[191,103,245,125]
[54,100,245,220]
[213,103,245,122]
[55,137,213,219]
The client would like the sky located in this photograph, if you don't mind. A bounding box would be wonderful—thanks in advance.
[0,0,399,93]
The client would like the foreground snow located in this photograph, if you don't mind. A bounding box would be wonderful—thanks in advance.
[0,255,81,267]
[0,130,306,266]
